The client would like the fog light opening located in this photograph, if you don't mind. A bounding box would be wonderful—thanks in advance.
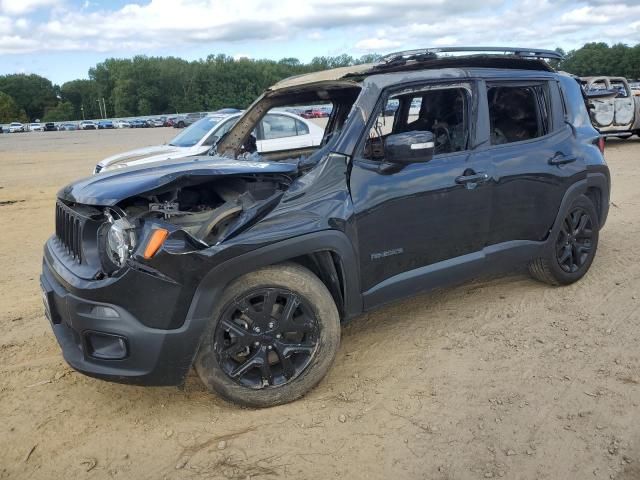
[85,332,128,360]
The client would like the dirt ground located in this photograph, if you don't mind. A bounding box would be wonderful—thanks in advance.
[0,129,638,480]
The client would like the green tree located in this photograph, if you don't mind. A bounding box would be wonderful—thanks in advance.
[42,101,75,122]
[0,74,57,120]
[60,79,100,119]
[0,91,27,123]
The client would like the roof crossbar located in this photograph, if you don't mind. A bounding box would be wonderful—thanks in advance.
[378,47,563,65]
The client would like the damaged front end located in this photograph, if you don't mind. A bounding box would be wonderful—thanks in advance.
[54,157,298,280]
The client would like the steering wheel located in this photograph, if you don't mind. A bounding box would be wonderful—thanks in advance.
[432,124,451,154]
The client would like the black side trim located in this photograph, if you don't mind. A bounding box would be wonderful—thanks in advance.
[586,172,610,228]
[362,240,544,311]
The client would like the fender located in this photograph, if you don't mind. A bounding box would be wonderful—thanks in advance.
[547,173,609,243]
[164,230,362,384]
[185,228,362,325]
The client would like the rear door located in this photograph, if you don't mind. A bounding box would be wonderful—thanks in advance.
[479,79,581,245]
[611,79,634,127]
[587,78,615,128]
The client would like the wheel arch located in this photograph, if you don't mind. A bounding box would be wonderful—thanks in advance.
[584,172,609,228]
[188,230,363,326]
[549,173,609,241]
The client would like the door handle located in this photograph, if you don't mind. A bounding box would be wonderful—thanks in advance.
[548,153,577,165]
[455,172,489,185]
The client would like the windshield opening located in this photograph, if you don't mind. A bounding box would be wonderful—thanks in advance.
[169,116,224,148]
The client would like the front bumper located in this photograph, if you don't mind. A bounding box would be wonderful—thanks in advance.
[41,243,209,386]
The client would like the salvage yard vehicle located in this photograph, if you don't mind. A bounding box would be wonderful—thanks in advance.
[80,120,98,130]
[8,122,25,133]
[174,112,207,128]
[94,111,324,173]
[581,76,640,138]
[41,47,610,408]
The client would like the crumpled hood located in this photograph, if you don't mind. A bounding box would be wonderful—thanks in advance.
[59,156,298,206]
[101,145,211,171]
[98,144,186,168]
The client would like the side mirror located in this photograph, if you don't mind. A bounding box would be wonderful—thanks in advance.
[385,131,435,164]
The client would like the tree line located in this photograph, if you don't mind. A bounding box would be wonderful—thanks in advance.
[1,43,639,123]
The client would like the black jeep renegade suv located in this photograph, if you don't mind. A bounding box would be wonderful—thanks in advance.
[41,48,610,407]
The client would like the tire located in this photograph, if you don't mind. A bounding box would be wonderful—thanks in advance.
[529,194,599,286]
[177,121,185,128]
[195,263,340,408]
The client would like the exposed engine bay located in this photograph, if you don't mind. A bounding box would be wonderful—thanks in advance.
[120,175,291,246]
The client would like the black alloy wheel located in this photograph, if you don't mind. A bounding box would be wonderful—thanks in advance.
[556,207,594,273]
[528,194,600,286]
[214,288,319,389]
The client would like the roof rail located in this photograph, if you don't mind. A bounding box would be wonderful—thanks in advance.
[378,47,563,65]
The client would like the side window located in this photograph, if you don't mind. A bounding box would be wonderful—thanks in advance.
[262,114,298,140]
[295,119,309,135]
[488,84,550,145]
[363,87,469,160]
[202,118,236,146]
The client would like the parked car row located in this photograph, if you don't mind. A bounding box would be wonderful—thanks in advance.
[292,106,331,118]
[1,107,312,134]
[1,118,172,132]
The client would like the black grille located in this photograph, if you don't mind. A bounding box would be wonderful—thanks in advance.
[55,201,84,263]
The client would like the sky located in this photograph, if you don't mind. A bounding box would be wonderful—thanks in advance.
[1,0,640,85]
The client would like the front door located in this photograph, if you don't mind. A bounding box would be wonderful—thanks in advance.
[349,82,492,295]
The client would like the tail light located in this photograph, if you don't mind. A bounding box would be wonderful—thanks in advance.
[597,136,605,155]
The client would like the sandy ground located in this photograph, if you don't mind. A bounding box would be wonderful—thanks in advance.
[0,129,638,480]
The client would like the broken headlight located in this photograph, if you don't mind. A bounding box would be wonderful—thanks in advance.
[104,209,137,269]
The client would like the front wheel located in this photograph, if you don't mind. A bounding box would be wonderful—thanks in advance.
[529,194,599,286]
[195,263,340,408]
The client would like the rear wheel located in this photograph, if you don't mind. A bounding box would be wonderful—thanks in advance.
[529,194,599,286]
[195,263,340,407]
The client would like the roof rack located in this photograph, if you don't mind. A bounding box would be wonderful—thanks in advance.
[378,47,563,65]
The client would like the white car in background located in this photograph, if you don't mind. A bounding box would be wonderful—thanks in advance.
[94,111,324,173]
[8,122,25,133]
[114,120,131,128]
[29,122,44,132]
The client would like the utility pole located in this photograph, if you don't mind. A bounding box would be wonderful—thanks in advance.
[96,99,103,119]
[81,104,85,120]
[102,98,107,119]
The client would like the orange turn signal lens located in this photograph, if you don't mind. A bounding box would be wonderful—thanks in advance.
[143,228,169,259]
